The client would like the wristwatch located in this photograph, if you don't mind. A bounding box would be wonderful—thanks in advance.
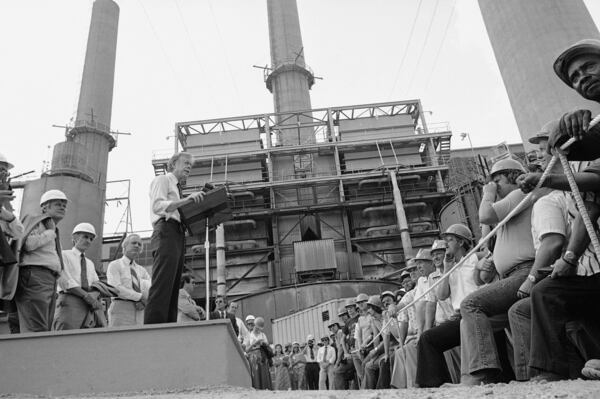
[563,250,578,267]
[527,274,536,283]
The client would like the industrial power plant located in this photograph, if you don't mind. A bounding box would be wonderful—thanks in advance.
[1,0,600,396]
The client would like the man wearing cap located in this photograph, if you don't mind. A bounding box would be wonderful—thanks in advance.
[343,299,360,389]
[460,157,536,384]
[106,233,151,326]
[362,295,385,389]
[415,224,479,387]
[0,152,23,268]
[53,223,102,330]
[303,334,320,390]
[317,335,336,389]
[548,39,600,160]
[14,189,68,332]
[245,314,256,331]
[380,290,399,389]
[353,292,371,386]
[146,152,208,324]
[333,306,357,389]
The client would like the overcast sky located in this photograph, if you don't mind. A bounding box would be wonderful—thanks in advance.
[2,0,599,234]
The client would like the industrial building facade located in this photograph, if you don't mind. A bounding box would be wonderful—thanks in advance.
[152,100,452,300]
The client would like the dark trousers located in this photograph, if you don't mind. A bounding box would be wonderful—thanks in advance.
[15,266,57,333]
[305,362,319,390]
[144,220,185,324]
[416,318,460,387]
[530,274,600,377]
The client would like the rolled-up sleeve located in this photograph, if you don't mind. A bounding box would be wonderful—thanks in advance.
[3,217,24,240]
[150,175,173,217]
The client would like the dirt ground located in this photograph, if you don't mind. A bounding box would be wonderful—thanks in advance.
[5,380,600,399]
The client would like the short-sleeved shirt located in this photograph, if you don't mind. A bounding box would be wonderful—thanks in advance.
[426,270,455,324]
[492,189,536,276]
[447,253,480,313]
[397,289,417,337]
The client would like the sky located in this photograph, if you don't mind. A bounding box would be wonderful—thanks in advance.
[2,0,600,235]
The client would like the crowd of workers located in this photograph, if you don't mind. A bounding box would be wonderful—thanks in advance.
[1,38,600,390]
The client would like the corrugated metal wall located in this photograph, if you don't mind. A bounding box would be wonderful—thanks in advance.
[272,298,350,345]
[293,239,337,272]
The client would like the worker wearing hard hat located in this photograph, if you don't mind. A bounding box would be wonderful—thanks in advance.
[547,39,600,159]
[53,222,101,330]
[14,189,68,333]
[146,151,208,325]
[0,152,23,288]
[351,292,370,386]
[415,224,479,387]
[460,157,536,385]
[106,233,151,327]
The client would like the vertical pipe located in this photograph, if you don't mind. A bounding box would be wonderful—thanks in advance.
[205,223,211,320]
[216,224,226,297]
[428,138,445,193]
[389,169,413,259]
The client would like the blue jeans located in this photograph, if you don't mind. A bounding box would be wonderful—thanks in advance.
[460,263,531,374]
[508,298,531,380]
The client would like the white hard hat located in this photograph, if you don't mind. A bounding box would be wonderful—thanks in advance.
[431,239,447,252]
[40,189,68,206]
[490,158,526,177]
[72,222,96,237]
[307,334,314,341]
[0,153,14,169]
[245,315,255,322]
[442,223,474,243]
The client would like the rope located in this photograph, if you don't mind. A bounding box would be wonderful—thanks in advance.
[363,116,600,347]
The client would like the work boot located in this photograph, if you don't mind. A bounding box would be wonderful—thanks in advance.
[461,369,500,386]
[582,359,600,380]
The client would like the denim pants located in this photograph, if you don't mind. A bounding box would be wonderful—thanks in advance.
[508,297,531,381]
[415,318,461,387]
[460,263,531,374]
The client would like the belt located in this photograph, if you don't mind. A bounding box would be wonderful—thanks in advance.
[113,298,136,303]
[153,217,182,226]
[21,265,60,278]
[502,260,533,279]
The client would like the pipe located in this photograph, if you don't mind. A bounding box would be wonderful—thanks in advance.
[357,177,388,190]
[362,204,395,217]
[230,190,255,200]
[216,224,226,297]
[389,169,413,258]
[365,224,398,236]
[226,240,258,250]
[223,219,257,229]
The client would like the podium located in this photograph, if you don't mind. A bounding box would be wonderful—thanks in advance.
[179,186,232,319]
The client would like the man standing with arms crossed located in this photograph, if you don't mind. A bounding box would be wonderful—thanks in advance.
[146,152,206,324]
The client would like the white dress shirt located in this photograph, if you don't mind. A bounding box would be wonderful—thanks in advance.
[317,344,336,364]
[57,248,99,291]
[106,256,151,301]
[149,172,181,224]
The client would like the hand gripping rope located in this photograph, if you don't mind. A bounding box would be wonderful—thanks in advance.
[362,116,600,348]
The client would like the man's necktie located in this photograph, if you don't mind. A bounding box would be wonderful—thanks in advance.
[54,227,65,271]
[310,346,314,360]
[176,183,189,231]
[80,253,89,290]
[324,345,328,362]
[129,260,141,293]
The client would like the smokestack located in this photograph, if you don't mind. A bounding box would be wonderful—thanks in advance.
[20,0,120,267]
[478,0,600,150]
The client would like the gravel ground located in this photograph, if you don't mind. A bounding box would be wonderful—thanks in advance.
[4,380,600,399]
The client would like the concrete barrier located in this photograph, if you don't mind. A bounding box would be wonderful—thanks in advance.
[0,320,251,396]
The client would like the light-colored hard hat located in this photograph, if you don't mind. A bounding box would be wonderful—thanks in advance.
[0,153,14,170]
[292,341,300,346]
[344,299,357,308]
[400,270,411,280]
[72,222,96,237]
[405,258,417,271]
[367,295,382,310]
[327,321,341,329]
[245,315,255,322]
[490,158,526,177]
[307,334,314,341]
[380,290,395,300]
[413,248,432,262]
[337,307,349,317]
[40,189,68,206]
[431,239,447,253]
[529,120,559,145]
[441,223,473,243]
[355,293,369,304]
[554,39,600,87]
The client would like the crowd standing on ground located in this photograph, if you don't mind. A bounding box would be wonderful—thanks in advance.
[1,38,600,389]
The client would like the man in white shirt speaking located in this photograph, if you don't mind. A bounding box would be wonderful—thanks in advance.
[146,152,206,324]
[106,233,151,326]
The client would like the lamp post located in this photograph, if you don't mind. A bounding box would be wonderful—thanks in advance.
[460,132,479,175]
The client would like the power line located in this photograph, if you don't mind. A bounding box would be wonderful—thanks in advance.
[207,0,243,112]
[387,0,424,100]
[406,0,440,95]
[172,0,224,114]
[137,0,193,108]
[423,0,457,92]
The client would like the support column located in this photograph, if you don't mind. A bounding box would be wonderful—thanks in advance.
[389,169,413,259]
[428,138,445,193]
[216,224,226,297]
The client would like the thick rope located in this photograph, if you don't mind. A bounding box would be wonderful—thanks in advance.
[363,116,600,348]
